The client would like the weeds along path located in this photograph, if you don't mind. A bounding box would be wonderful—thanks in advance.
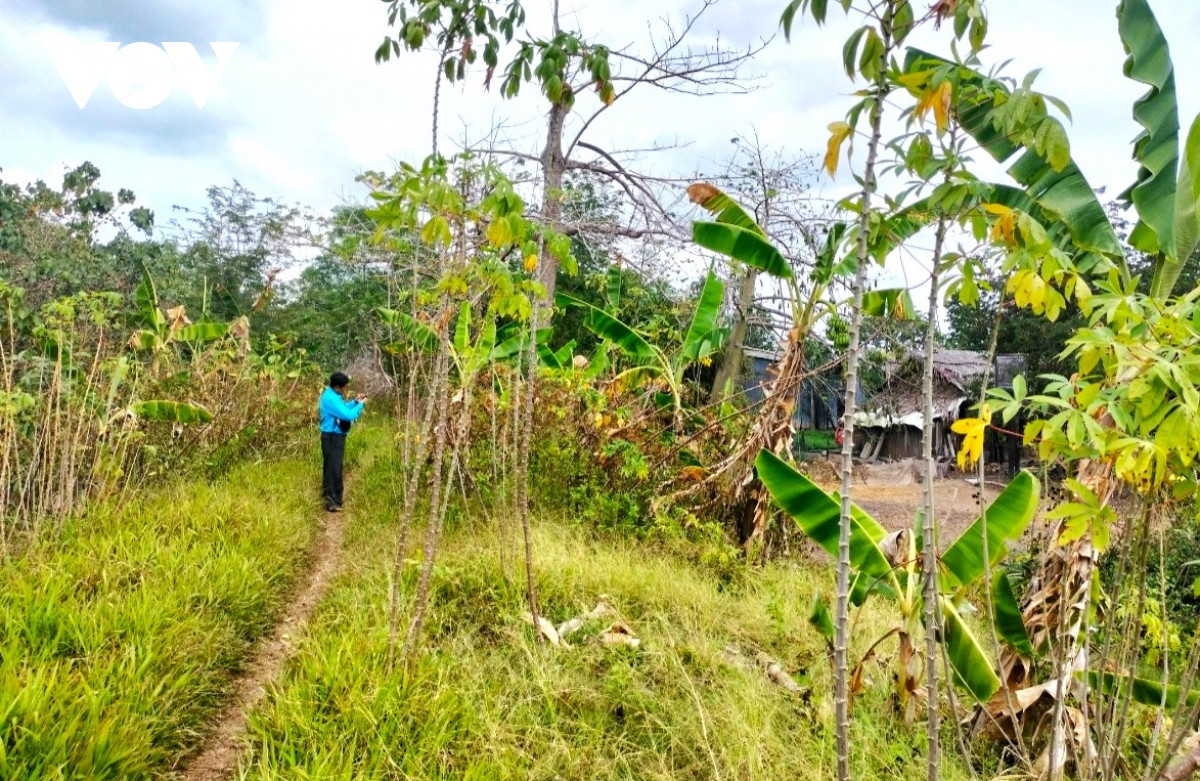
[179,437,375,781]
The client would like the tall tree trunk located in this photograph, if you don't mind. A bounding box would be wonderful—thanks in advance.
[834,5,895,779]
[921,217,948,781]
[537,100,568,304]
[712,267,759,399]
[515,0,566,642]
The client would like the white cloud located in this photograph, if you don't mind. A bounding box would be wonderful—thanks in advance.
[1,0,1198,270]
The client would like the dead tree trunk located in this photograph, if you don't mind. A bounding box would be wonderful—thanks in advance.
[712,266,759,399]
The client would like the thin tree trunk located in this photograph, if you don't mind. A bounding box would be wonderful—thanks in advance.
[518,304,541,636]
[431,39,451,158]
[537,101,568,303]
[712,267,758,399]
[922,215,948,781]
[400,349,461,660]
[834,6,894,778]
[514,0,565,641]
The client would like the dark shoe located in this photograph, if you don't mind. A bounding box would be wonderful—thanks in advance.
[326,504,342,513]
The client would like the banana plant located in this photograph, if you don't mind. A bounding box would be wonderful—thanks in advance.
[756,449,1040,720]
[684,182,923,550]
[1116,0,1200,299]
[128,265,236,355]
[917,5,1200,763]
[907,0,1200,302]
[556,269,727,431]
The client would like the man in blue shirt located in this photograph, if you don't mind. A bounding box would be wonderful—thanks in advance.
[319,372,366,512]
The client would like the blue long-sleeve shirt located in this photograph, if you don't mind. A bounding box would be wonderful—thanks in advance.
[319,386,365,434]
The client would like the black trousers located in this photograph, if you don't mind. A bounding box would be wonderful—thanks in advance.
[321,432,346,507]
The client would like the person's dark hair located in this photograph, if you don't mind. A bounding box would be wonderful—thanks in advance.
[329,372,350,390]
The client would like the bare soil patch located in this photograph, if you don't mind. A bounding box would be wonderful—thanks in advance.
[804,456,1019,545]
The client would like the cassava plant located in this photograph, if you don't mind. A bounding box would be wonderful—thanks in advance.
[366,155,574,662]
[923,0,1200,775]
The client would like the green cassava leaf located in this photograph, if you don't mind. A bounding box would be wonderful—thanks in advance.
[132,400,213,424]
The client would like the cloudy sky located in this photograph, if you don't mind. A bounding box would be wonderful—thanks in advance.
[2,0,1199,289]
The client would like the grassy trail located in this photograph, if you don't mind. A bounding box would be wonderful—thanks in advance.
[2,423,982,779]
[0,432,375,781]
[230,424,978,781]
[179,466,354,779]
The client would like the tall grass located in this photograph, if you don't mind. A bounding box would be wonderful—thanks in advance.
[240,426,978,780]
[0,448,328,780]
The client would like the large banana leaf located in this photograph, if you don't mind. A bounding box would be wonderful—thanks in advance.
[453,301,471,357]
[1083,669,1200,709]
[488,325,552,364]
[1117,0,1182,290]
[693,222,794,280]
[605,266,622,311]
[132,400,213,424]
[992,570,1035,657]
[860,288,917,320]
[810,593,835,640]
[689,182,767,236]
[174,321,229,343]
[129,329,162,351]
[377,307,440,352]
[556,293,657,362]
[905,48,1127,276]
[134,264,167,334]
[538,339,576,370]
[1172,116,1200,295]
[942,596,1002,702]
[756,451,896,592]
[470,318,497,374]
[681,271,725,362]
[940,470,1040,589]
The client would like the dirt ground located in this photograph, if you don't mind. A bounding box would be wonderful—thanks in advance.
[803,457,1037,547]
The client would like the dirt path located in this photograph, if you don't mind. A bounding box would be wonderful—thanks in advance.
[177,506,346,781]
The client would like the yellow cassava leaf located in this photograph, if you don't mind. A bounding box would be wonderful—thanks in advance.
[951,403,991,471]
[931,80,952,131]
[524,254,538,272]
[915,80,953,132]
[990,209,1018,244]
[824,121,853,178]
[896,70,932,92]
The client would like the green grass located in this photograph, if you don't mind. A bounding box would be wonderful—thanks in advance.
[0,442,344,780]
[239,425,979,781]
[795,429,839,453]
[0,421,988,779]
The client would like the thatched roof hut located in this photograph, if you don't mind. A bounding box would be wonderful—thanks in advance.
[853,349,989,460]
